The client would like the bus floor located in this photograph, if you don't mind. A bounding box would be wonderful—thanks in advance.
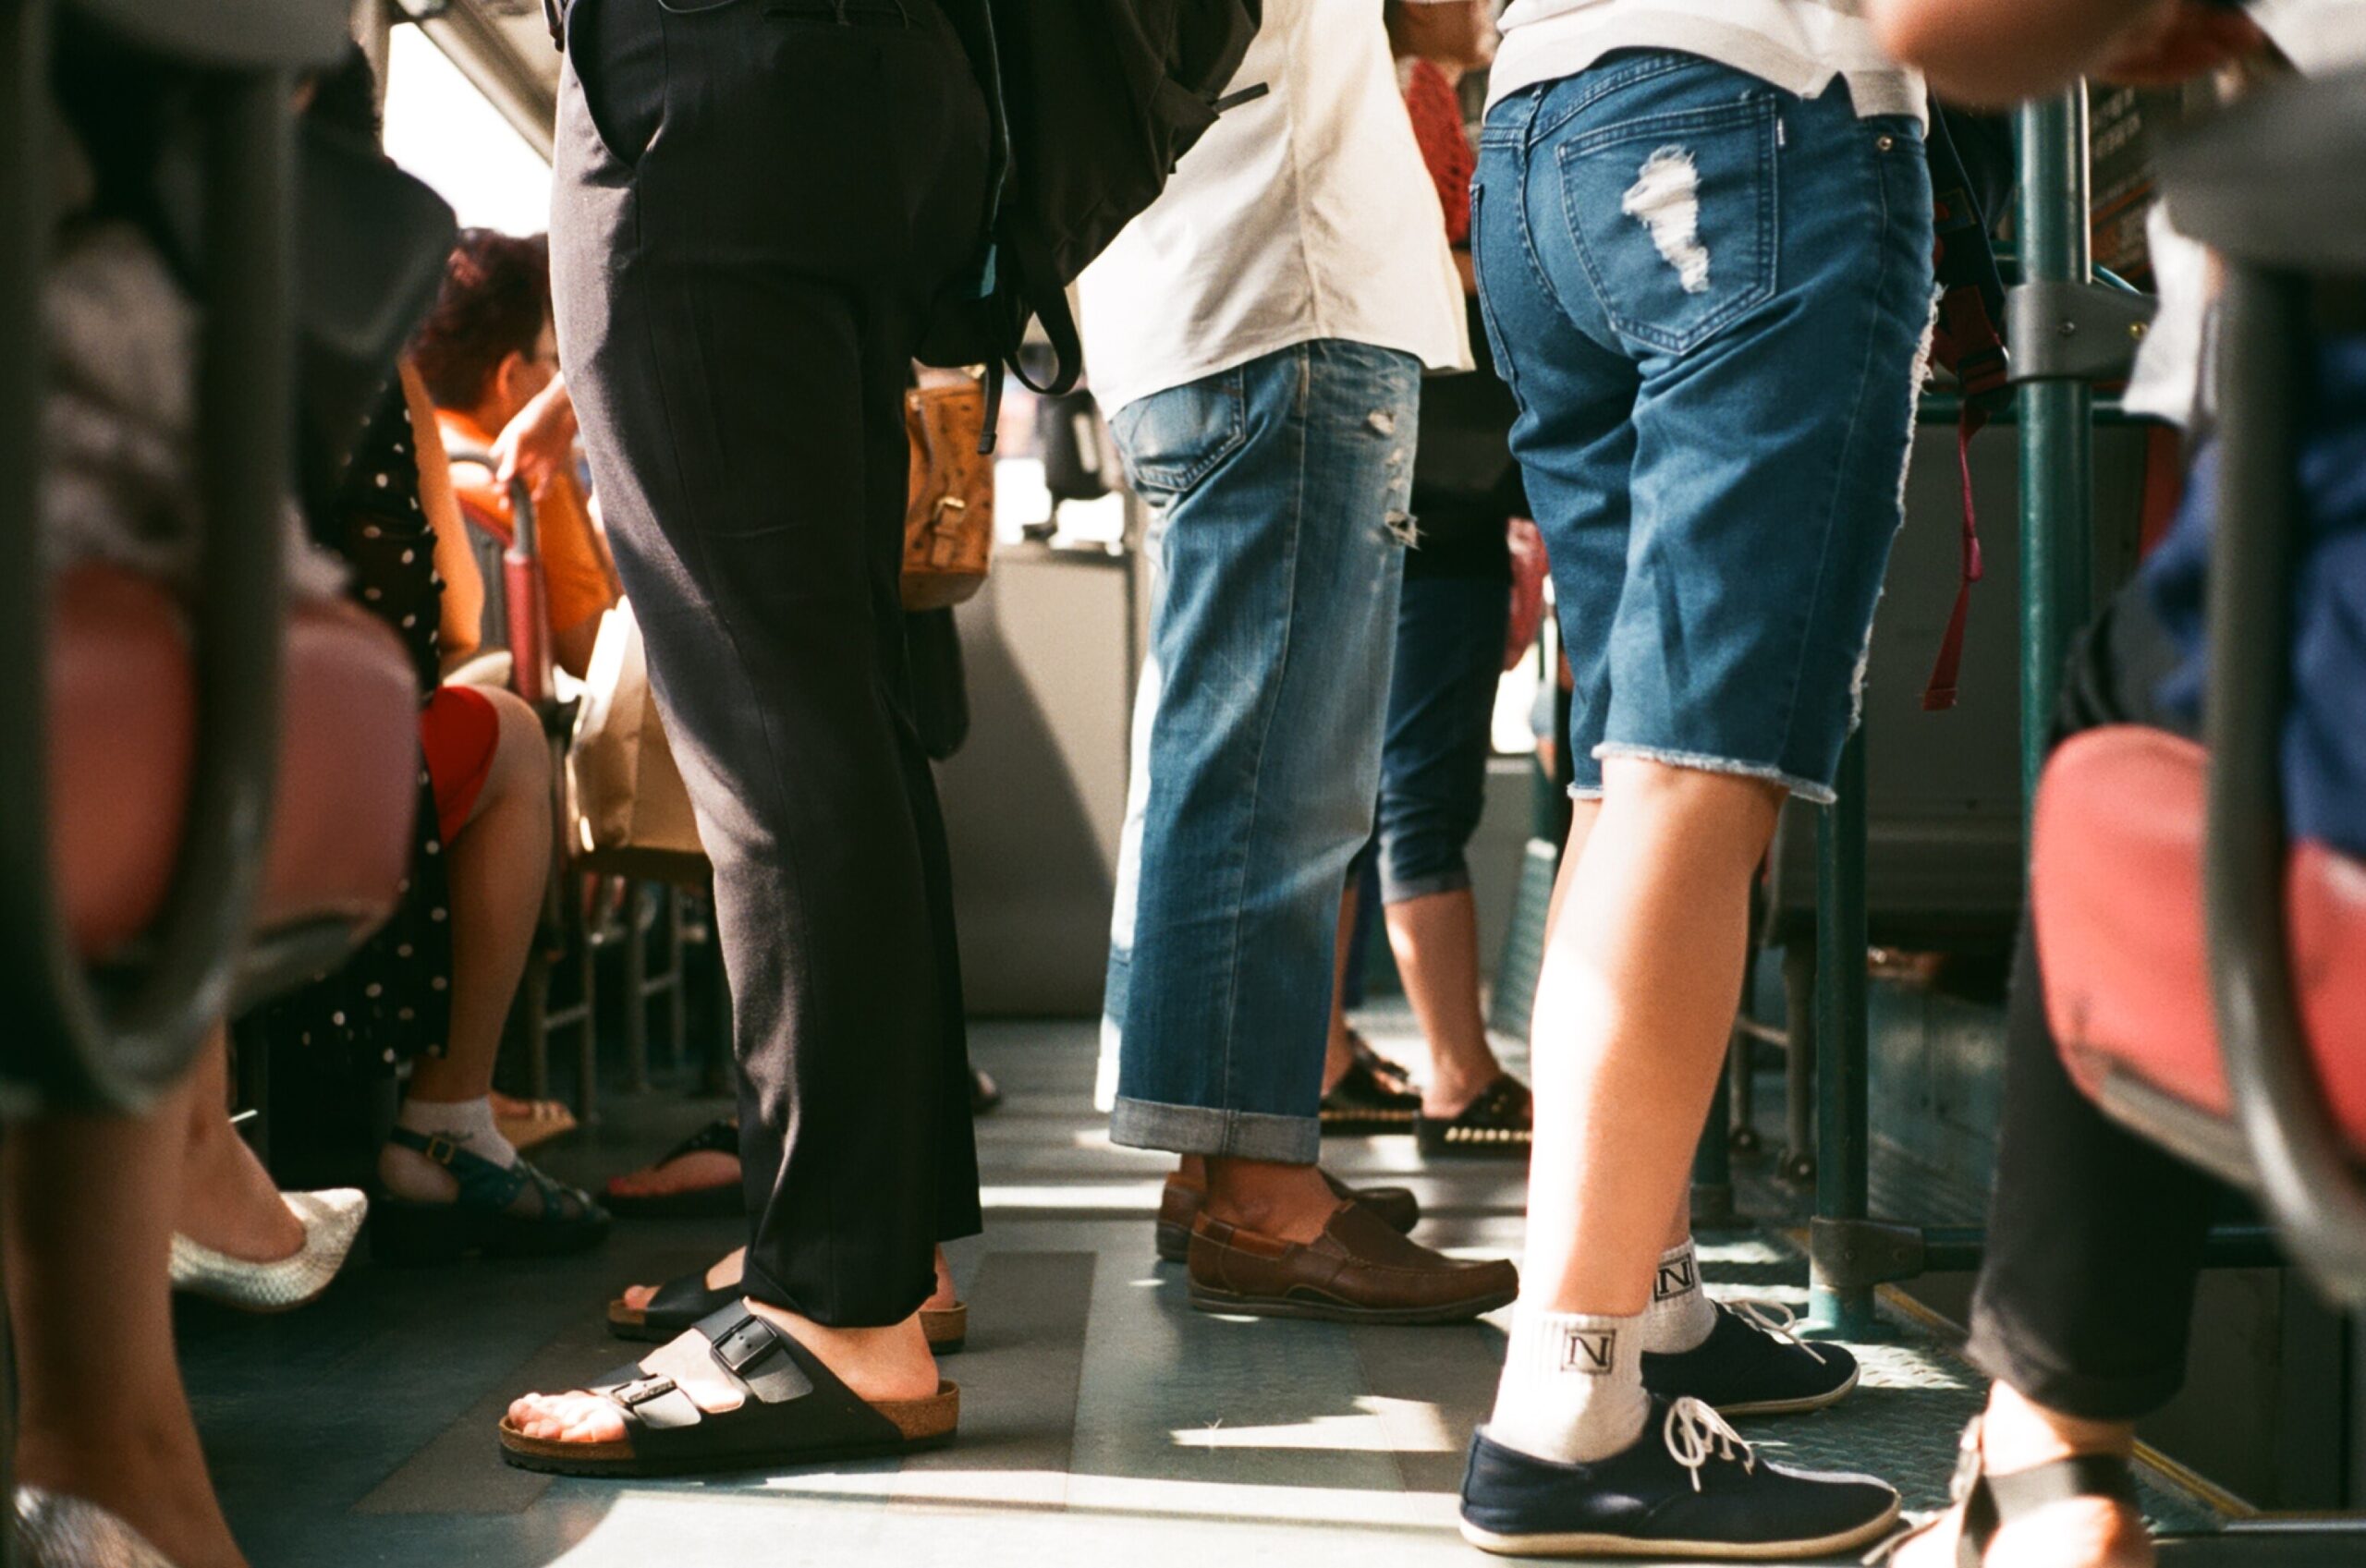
[179,1015,2241,1567]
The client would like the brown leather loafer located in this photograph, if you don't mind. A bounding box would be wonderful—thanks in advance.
[1187,1202,1517,1324]
[1155,1173,1420,1263]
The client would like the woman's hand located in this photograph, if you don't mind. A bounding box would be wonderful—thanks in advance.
[2092,1,2265,86]
[492,373,579,503]
[1506,517,1548,674]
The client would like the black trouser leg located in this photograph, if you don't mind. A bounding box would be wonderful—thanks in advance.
[1964,588,2222,1419]
[552,0,986,1325]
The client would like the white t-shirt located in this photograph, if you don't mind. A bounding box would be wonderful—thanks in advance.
[1489,0,1925,124]
[1074,0,1472,418]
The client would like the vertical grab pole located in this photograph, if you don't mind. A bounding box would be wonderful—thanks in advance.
[1691,1040,1735,1228]
[2015,89,2096,804]
[2,3,45,1557]
[1809,730,1874,1338]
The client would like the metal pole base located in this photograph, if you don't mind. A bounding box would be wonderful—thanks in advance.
[1802,1286,1895,1343]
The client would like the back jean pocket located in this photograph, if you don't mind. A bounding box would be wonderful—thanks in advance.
[1109,368,1249,497]
[1555,94,1779,357]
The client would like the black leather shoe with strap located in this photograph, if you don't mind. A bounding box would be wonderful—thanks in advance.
[1871,1417,2143,1567]
[372,1128,610,1263]
[500,1304,958,1477]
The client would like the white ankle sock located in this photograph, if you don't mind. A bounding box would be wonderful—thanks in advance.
[382,1096,518,1201]
[1487,1307,1652,1464]
[1641,1240,1718,1354]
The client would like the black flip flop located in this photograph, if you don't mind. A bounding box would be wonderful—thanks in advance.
[1320,1035,1421,1132]
[604,1117,744,1220]
[1413,1075,1533,1159]
[609,1268,970,1355]
[500,1305,957,1477]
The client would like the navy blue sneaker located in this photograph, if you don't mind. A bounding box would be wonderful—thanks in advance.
[1459,1397,1900,1560]
[1642,1300,1860,1416]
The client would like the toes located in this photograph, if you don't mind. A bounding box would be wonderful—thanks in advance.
[622,1284,657,1310]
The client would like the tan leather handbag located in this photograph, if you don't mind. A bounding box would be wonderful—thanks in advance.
[567,600,707,871]
[903,375,995,609]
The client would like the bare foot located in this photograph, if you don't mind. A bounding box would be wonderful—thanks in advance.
[174,1114,303,1266]
[606,1149,739,1200]
[619,1245,960,1315]
[506,1301,939,1444]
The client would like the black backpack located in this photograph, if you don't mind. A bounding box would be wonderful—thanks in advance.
[922,0,1265,439]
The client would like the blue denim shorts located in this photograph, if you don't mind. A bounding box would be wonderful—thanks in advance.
[1473,52,1935,802]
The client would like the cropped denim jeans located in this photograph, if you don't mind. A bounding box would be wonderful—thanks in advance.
[1473,51,1935,802]
[1100,340,1421,1162]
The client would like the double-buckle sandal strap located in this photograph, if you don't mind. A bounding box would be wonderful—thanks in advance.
[596,1306,903,1465]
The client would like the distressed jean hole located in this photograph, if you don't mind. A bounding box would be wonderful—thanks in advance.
[1624,145,1711,296]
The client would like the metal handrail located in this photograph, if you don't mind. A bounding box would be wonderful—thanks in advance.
[444,444,555,705]
[1,1,300,1115]
[2162,66,2366,1306]
[2203,266,2366,1306]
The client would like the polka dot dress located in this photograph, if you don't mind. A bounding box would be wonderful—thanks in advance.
[255,376,455,1073]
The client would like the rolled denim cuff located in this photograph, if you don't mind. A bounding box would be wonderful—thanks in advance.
[1379,862,1473,906]
[1110,1097,1321,1163]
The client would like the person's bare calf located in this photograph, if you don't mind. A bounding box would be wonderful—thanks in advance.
[1383,885,1506,1117]
[6,1074,250,1568]
[1895,1383,2153,1567]
[174,1027,304,1265]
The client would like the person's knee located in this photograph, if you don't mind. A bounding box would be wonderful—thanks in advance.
[1601,756,1785,857]
[481,687,553,801]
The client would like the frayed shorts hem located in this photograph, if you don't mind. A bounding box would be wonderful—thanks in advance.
[1586,743,1837,806]
[1110,1097,1321,1163]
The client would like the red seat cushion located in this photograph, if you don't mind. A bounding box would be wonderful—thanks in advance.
[2031,725,2366,1161]
[49,565,420,964]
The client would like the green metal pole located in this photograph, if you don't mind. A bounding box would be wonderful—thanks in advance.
[2015,89,2096,807]
[1808,731,1877,1338]
[1692,1044,1736,1227]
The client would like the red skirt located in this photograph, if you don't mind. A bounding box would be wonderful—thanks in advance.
[421,685,500,846]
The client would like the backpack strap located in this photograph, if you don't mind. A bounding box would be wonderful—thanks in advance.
[1921,108,2015,712]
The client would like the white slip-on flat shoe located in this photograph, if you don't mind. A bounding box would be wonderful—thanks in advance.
[14,1486,180,1568]
[168,1187,369,1312]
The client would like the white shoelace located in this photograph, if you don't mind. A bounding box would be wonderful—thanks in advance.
[1727,1298,1830,1364]
[1664,1396,1758,1493]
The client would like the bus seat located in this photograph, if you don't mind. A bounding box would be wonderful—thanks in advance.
[49,565,419,991]
[2031,724,2366,1183]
